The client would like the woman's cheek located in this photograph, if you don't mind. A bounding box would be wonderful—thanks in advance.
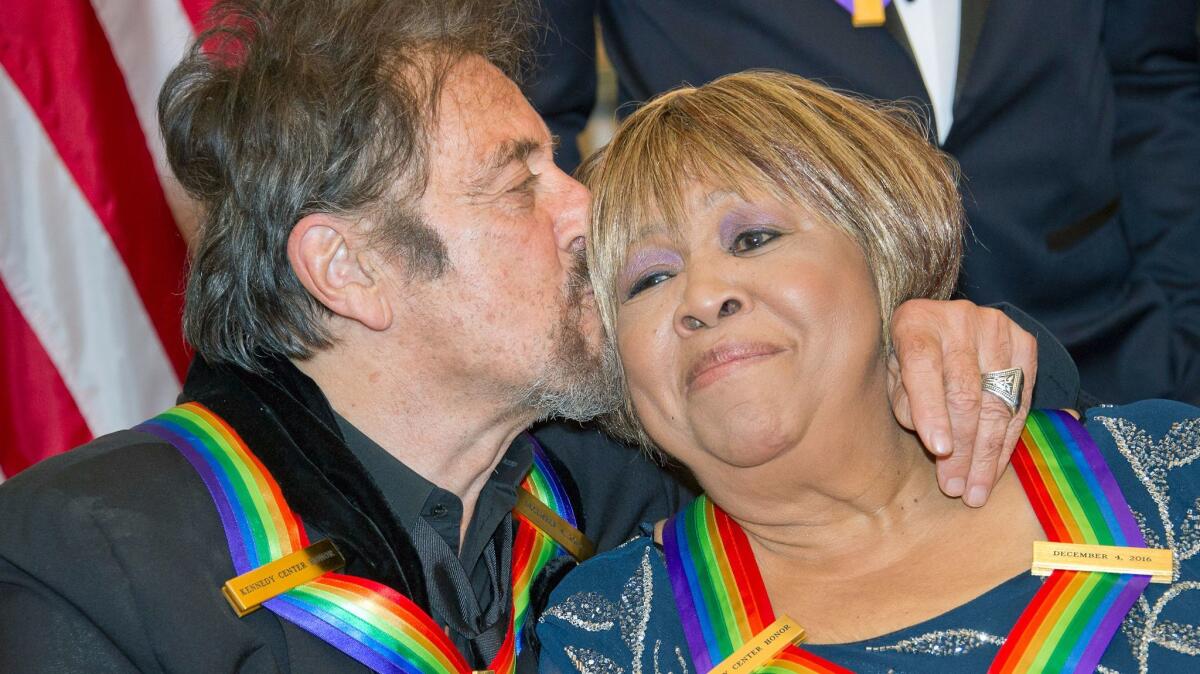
[619,315,680,427]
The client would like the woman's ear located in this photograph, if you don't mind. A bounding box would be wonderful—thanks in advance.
[287,213,393,332]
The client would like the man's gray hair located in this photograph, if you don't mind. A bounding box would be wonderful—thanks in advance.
[160,0,533,370]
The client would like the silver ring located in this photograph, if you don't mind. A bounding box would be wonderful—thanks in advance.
[981,367,1024,414]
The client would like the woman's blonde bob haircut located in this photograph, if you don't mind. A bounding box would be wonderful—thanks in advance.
[581,70,964,451]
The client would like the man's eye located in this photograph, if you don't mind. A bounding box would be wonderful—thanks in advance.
[730,228,780,254]
[626,271,674,300]
[510,174,538,194]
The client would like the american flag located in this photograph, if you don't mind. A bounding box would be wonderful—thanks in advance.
[1,1,213,480]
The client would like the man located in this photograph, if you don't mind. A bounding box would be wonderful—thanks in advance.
[0,1,1068,671]
[529,0,1200,405]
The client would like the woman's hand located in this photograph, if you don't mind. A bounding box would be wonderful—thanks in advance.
[887,299,1037,507]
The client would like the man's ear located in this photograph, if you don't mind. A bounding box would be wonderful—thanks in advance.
[287,213,392,332]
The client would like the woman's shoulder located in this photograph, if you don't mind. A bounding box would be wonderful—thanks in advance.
[544,533,663,617]
[538,533,688,674]
[1084,399,1200,436]
[1081,399,1200,531]
[1080,400,1200,671]
[1082,399,1200,502]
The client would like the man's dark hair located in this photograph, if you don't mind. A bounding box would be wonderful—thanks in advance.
[161,0,532,370]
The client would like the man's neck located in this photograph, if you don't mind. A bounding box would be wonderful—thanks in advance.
[294,349,538,544]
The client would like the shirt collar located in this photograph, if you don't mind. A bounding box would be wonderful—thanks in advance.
[333,413,535,557]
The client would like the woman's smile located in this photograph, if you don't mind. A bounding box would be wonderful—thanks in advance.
[686,341,786,392]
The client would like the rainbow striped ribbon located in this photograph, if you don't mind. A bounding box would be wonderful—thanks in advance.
[513,442,579,652]
[137,402,575,674]
[991,409,1150,673]
[663,409,1150,674]
[663,495,851,674]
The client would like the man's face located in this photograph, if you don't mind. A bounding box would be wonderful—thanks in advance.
[382,56,616,420]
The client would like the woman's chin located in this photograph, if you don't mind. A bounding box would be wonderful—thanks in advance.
[687,416,800,471]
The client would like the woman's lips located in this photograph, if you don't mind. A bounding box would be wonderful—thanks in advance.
[686,342,784,392]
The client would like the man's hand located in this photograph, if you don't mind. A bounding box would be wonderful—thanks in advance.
[887,299,1037,507]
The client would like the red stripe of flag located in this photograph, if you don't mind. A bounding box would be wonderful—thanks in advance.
[0,0,190,380]
[0,281,93,476]
[178,0,217,32]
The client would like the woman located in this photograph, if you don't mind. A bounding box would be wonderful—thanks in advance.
[537,71,1200,673]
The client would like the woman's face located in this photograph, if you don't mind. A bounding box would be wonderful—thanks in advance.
[614,183,889,473]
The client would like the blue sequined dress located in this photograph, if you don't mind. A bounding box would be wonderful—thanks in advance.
[538,402,1200,674]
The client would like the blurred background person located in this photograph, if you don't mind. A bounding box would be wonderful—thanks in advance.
[528,0,1200,405]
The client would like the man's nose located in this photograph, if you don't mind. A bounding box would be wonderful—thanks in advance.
[552,172,590,253]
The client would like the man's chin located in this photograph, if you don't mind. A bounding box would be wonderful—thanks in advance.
[520,340,621,422]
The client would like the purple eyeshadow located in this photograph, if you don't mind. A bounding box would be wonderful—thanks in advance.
[717,205,775,247]
[619,247,682,292]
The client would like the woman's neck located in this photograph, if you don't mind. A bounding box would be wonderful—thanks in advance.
[698,405,953,572]
[689,405,1041,643]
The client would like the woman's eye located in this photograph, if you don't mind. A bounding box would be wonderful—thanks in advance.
[626,271,674,299]
[730,228,780,253]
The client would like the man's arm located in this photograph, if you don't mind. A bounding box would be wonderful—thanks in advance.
[888,300,1080,507]
[1105,0,1200,402]
[526,0,600,173]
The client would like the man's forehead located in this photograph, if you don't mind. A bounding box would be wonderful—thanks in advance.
[430,57,552,182]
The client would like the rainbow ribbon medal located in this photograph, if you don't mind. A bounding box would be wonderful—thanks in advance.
[512,443,582,652]
[663,495,851,674]
[663,410,1155,674]
[991,409,1153,673]
[138,402,579,674]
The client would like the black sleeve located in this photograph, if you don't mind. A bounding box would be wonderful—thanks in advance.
[0,563,140,673]
[993,302,1082,410]
[525,0,600,173]
[1103,0,1200,401]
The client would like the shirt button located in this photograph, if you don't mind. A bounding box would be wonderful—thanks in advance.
[429,503,448,518]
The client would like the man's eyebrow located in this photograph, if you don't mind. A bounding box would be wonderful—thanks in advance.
[467,138,542,192]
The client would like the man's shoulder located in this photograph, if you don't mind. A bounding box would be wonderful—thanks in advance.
[0,428,220,573]
[0,429,198,517]
[0,429,331,671]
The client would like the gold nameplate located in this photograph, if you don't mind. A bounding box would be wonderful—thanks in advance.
[708,615,805,674]
[222,539,346,617]
[1032,541,1173,584]
[514,490,596,561]
[852,0,885,27]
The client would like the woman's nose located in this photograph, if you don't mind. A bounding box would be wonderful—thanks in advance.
[675,274,748,334]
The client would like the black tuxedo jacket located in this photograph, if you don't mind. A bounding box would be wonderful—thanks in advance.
[529,0,1200,403]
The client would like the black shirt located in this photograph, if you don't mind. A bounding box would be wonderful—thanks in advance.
[336,414,531,655]
[335,415,691,670]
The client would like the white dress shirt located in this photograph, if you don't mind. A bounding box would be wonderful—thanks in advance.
[893,0,962,144]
